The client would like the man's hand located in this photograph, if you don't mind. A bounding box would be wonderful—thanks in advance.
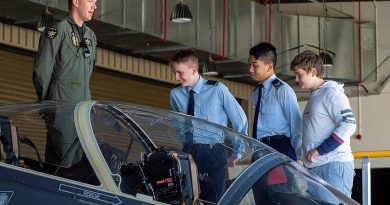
[227,156,239,167]
[306,148,319,162]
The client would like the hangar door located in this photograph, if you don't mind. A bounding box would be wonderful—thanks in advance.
[0,49,171,109]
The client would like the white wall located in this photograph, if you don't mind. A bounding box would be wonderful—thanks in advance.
[350,84,390,168]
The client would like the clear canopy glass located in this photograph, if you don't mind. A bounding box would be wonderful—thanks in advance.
[0,101,359,205]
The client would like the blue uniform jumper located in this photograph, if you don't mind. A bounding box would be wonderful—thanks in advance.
[170,76,248,203]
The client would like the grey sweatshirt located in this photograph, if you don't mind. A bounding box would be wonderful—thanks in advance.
[302,81,356,168]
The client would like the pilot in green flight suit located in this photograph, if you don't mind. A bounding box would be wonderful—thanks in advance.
[33,0,97,167]
[33,15,96,102]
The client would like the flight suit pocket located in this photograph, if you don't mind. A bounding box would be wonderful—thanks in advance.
[63,36,78,56]
[49,80,83,101]
[84,42,95,73]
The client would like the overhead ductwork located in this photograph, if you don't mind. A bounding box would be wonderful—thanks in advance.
[6,0,379,96]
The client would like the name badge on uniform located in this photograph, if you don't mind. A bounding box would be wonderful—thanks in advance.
[71,32,79,47]
[80,39,91,58]
[84,38,92,46]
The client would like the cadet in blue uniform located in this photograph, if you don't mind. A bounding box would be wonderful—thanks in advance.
[169,49,248,203]
[248,42,302,161]
[248,43,303,205]
[33,0,97,166]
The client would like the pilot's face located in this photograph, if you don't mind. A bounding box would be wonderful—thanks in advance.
[75,0,97,22]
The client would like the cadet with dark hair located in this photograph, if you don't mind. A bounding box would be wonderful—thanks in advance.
[169,49,248,203]
[290,50,355,197]
[248,42,302,161]
[33,0,97,166]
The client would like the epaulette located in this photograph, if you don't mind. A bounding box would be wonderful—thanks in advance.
[206,80,219,86]
[271,79,283,88]
[173,83,181,88]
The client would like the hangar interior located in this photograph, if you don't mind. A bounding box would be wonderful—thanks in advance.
[1,0,390,204]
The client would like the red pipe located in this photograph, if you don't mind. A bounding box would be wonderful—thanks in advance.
[358,0,362,82]
[340,1,364,86]
[163,0,167,42]
[214,0,226,60]
[146,0,166,45]
[268,0,272,43]
[222,0,226,59]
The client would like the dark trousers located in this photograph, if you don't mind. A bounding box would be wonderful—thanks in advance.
[260,135,297,161]
[183,143,227,203]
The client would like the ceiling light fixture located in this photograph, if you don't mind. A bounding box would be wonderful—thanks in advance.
[37,0,54,32]
[170,0,193,23]
[279,44,336,69]
[321,0,334,69]
[320,51,334,69]
[202,55,218,76]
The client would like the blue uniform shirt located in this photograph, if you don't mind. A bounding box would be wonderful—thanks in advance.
[170,76,248,158]
[250,74,302,159]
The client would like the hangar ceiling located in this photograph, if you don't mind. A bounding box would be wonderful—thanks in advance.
[0,0,384,97]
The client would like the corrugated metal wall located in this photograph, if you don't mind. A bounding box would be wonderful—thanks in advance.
[0,49,171,109]
[91,71,171,109]
[0,48,172,163]
[0,49,37,103]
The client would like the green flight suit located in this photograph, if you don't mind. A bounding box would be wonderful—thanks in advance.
[32,14,96,167]
[33,14,96,102]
